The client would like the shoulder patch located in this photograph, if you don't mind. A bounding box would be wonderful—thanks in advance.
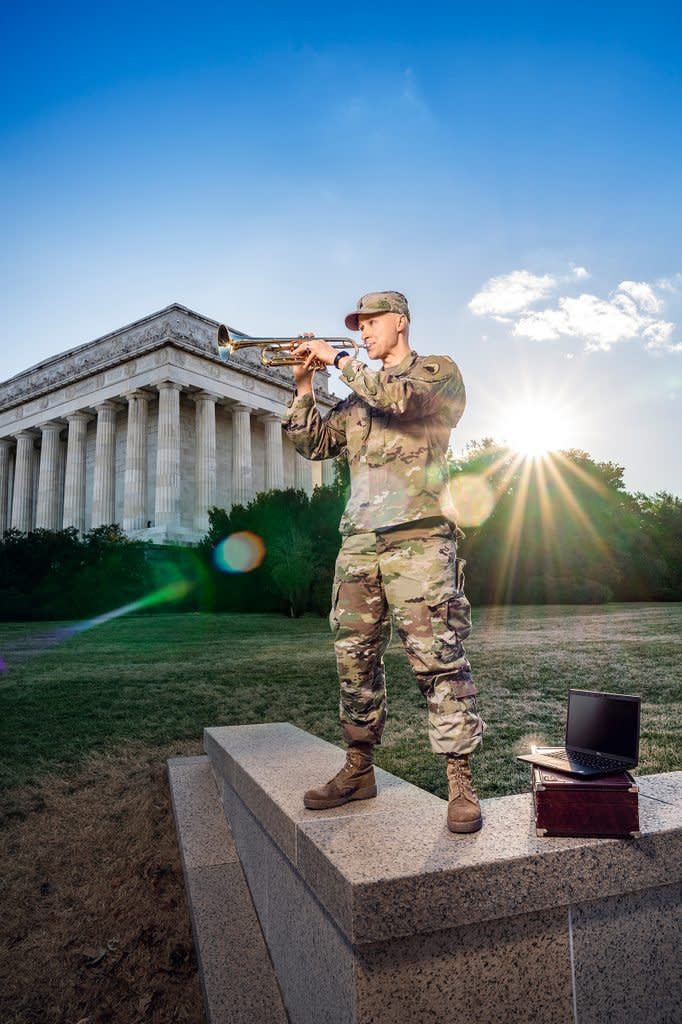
[410,354,457,382]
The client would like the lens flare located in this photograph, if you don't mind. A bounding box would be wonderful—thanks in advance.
[515,733,551,756]
[213,532,265,574]
[440,474,496,527]
[0,579,194,675]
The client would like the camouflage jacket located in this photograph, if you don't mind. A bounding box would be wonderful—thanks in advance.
[282,349,466,536]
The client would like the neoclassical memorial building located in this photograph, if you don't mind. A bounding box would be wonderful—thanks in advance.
[0,304,337,544]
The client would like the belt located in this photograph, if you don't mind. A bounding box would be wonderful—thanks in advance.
[374,516,451,535]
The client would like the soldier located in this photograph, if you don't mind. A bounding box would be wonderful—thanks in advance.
[282,291,485,833]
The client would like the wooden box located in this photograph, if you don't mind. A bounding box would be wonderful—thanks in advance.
[532,765,640,839]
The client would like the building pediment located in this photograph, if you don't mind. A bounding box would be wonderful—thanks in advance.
[0,304,328,413]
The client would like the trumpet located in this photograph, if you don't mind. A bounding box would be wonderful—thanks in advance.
[217,324,359,367]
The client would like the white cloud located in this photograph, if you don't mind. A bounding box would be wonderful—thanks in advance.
[617,280,662,313]
[565,294,647,351]
[468,270,556,320]
[470,267,680,354]
[572,266,590,280]
[513,307,568,342]
[514,293,644,351]
[643,321,680,351]
[656,273,682,293]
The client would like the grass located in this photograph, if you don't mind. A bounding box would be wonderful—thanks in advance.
[0,743,205,1024]
[1,603,681,1024]
[1,603,681,811]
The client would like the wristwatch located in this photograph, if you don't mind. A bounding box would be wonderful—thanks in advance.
[333,350,350,369]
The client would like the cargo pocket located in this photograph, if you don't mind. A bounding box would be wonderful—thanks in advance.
[329,580,341,634]
[447,591,472,642]
[449,558,472,642]
[428,591,472,651]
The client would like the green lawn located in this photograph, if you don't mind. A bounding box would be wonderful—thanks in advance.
[1,604,681,812]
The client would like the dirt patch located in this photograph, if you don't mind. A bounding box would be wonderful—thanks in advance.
[0,742,206,1024]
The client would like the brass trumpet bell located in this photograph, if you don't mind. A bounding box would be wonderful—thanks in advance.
[217,324,358,367]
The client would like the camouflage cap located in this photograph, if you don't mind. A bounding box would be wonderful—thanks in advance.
[344,291,411,331]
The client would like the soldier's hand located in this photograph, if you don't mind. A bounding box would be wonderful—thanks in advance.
[292,332,320,390]
[293,336,336,372]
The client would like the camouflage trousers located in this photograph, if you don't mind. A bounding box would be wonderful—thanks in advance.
[330,521,485,756]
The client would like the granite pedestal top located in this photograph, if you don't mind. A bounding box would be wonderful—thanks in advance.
[204,722,682,945]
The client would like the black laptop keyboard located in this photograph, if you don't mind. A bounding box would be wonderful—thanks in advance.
[552,750,626,770]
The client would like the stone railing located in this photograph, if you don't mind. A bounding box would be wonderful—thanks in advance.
[169,723,682,1024]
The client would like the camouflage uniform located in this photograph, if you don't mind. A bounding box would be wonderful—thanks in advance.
[282,348,485,755]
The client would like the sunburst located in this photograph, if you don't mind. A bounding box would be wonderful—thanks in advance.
[495,398,575,458]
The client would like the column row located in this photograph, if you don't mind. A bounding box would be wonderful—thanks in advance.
[0,386,323,536]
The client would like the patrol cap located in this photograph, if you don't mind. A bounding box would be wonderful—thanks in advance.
[344,291,411,331]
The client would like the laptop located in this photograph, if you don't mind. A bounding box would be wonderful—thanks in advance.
[517,689,641,777]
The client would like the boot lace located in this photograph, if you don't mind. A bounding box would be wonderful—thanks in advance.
[447,757,475,801]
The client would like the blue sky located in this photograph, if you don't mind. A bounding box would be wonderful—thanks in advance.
[2,0,681,496]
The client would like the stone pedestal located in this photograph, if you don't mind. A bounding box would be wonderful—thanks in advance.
[168,756,288,1024]
[181,724,682,1024]
[91,402,118,528]
[123,390,150,532]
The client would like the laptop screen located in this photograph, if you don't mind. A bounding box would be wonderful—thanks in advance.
[565,689,641,760]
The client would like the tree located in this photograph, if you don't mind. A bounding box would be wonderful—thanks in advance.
[202,484,345,615]
[269,526,316,617]
[0,526,153,621]
[451,441,676,605]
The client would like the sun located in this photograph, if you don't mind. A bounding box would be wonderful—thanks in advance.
[496,399,575,457]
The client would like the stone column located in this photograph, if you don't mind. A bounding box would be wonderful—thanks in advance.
[62,412,89,532]
[322,459,336,487]
[263,413,285,492]
[294,451,312,494]
[91,401,118,528]
[0,439,14,535]
[31,444,40,528]
[11,432,36,533]
[231,404,253,507]
[194,392,217,534]
[154,381,182,529]
[35,422,63,530]
[123,390,150,532]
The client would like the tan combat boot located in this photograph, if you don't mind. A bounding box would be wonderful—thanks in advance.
[446,754,482,834]
[303,744,377,810]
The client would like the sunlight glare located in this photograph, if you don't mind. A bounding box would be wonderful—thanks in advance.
[440,474,496,527]
[496,399,574,458]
